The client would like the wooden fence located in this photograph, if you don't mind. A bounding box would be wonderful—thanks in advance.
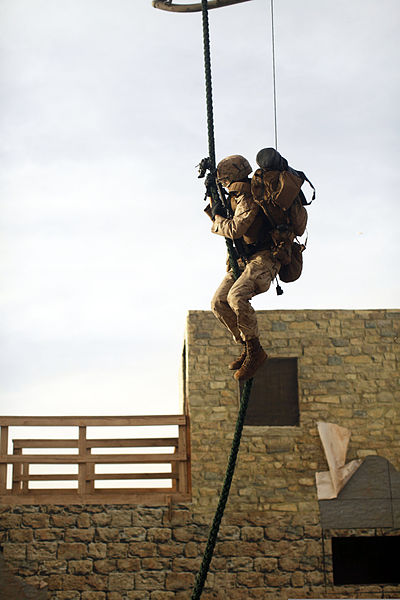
[0,416,191,505]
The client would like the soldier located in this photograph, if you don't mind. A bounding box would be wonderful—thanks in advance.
[205,154,281,381]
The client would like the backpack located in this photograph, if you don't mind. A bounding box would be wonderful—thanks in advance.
[251,165,315,283]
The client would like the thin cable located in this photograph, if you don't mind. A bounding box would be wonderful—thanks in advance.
[270,0,278,149]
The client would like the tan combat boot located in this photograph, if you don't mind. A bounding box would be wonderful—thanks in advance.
[228,342,247,370]
[234,338,267,381]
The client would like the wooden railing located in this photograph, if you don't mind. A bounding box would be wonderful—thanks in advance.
[0,416,191,505]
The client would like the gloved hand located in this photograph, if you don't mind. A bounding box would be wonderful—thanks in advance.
[211,196,227,219]
[204,173,215,197]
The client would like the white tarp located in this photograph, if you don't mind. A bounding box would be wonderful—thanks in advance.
[315,421,362,500]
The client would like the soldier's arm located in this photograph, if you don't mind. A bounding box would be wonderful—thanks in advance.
[211,194,258,239]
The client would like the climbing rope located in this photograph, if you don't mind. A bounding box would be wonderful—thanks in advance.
[191,379,252,599]
[200,0,241,279]
[190,2,254,598]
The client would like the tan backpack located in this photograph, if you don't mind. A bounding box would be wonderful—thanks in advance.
[251,165,315,282]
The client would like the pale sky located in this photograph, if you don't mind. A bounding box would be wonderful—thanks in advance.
[0,0,399,418]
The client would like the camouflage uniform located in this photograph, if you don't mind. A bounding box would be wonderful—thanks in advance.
[209,180,280,342]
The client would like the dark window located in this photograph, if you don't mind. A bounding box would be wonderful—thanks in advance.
[332,536,400,585]
[241,357,299,426]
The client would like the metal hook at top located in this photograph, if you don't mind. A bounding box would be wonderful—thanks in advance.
[152,0,252,13]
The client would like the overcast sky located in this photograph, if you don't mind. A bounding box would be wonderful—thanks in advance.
[0,0,399,418]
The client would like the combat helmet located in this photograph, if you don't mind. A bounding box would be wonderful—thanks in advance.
[216,155,252,183]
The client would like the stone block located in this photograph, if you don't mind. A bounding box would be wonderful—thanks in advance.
[68,560,93,575]
[3,543,27,560]
[76,514,91,528]
[108,573,134,591]
[95,528,119,542]
[51,514,77,528]
[107,543,128,558]
[93,560,116,575]
[128,542,157,558]
[147,527,171,543]
[110,510,132,527]
[240,527,264,542]
[121,527,146,541]
[35,528,63,541]
[165,572,194,590]
[27,542,58,561]
[236,572,264,587]
[9,528,33,543]
[172,557,201,572]
[88,543,107,559]
[64,528,95,543]
[141,558,170,571]
[58,543,88,560]
[0,514,22,528]
[22,513,49,528]
[117,558,141,571]
[135,572,166,590]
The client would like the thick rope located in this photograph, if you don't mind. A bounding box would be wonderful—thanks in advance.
[201,0,241,279]
[190,4,254,598]
[191,379,253,599]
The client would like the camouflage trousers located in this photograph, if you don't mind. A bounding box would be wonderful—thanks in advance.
[211,250,280,343]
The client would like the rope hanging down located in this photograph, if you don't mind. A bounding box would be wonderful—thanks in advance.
[200,0,241,279]
[190,2,254,598]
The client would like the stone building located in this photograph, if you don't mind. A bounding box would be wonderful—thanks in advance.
[0,308,399,599]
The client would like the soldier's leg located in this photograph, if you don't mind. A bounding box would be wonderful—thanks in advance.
[211,272,243,344]
[227,252,280,381]
[227,251,280,340]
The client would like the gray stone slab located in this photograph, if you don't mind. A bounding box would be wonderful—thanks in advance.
[339,455,391,500]
[319,498,393,529]
[389,463,400,499]
[393,499,400,528]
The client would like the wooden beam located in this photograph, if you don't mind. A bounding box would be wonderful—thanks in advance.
[153,0,252,13]
[13,437,179,449]
[0,452,186,464]
[78,426,87,496]
[0,415,186,427]
[0,491,192,505]
[15,474,78,481]
[0,426,8,492]
[87,473,176,480]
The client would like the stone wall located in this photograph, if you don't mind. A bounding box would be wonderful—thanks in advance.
[185,309,400,513]
[0,308,399,599]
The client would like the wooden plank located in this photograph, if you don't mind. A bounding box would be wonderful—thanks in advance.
[12,447,22,493]
[22,463,29,492]
[87,448,95,493]
[87,438,179,448]
[15,474,78,481]
[185,415,192,495]
[178,424,188,493]
[88,473,176,481]
[0,453,186,464]
[0,415,186,427]
[0,491,192,506]
[78,426,87,496]
[13,437,179,449]
[14,439,78,448]
[0,426,8,492]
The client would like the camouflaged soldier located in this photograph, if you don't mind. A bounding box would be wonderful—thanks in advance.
[205,154,281,381]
